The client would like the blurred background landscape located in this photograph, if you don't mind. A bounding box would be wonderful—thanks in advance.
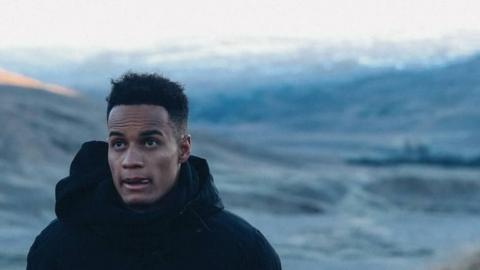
[1,0,480,269]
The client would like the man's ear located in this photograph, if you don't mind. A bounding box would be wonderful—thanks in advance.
[178,135,191,163]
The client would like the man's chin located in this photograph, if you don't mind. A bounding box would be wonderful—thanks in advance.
[121,196,156,212]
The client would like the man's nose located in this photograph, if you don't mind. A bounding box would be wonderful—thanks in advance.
[121,147,144,169]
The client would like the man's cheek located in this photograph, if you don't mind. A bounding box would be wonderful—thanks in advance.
[108,152,120,168]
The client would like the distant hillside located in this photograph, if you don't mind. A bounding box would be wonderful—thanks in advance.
[0,68,77,96]
[0,84,104,172]
[0,69,87,169]
[188,53,480,159]
[192,54,480,130]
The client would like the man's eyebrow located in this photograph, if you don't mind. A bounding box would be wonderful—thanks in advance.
[109,131,124,137]
[139,130,164,137]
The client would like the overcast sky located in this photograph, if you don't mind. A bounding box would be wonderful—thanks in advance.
[1,0,480,50]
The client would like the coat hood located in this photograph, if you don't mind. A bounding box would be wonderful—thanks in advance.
[55,141,224,250]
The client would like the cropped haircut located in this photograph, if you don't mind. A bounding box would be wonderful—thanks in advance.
[106,72,189,137]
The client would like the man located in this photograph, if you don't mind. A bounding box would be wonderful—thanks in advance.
[27,73,281,269]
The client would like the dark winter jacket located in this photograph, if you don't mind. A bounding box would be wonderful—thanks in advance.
[27,141,281,270]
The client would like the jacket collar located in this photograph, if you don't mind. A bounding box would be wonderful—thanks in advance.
[55,141,224,250]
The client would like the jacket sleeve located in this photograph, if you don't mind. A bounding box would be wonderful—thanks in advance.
[247,229,282,270]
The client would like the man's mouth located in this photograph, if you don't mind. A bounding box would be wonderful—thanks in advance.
[122,178,152,190]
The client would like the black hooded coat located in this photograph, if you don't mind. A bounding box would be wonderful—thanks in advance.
[27,141,281,270]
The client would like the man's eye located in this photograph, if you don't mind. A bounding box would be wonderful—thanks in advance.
[144,139,159,148]
[111,141,126,149]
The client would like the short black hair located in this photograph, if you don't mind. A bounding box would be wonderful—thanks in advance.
[106,72,189,136]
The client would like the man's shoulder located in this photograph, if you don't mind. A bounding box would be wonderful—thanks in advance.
[28,219,78,255]
[207,209,259,239]
[205,209,282,269]
[27,219,71,269]
[33,219,66,243]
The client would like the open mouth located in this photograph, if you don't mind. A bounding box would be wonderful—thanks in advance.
[122,178,152,190]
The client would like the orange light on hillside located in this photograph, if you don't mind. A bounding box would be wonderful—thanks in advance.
[0,68,78,97]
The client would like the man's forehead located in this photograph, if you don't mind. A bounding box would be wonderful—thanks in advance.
[107,105,171,128]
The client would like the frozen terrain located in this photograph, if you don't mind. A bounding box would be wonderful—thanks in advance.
[1,50,480,270]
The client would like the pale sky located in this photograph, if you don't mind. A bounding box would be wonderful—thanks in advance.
[1,0,480,50]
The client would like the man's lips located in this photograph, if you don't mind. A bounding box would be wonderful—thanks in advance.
[121,177,152,190]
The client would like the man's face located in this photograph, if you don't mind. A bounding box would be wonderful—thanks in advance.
[107,105,190,209]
